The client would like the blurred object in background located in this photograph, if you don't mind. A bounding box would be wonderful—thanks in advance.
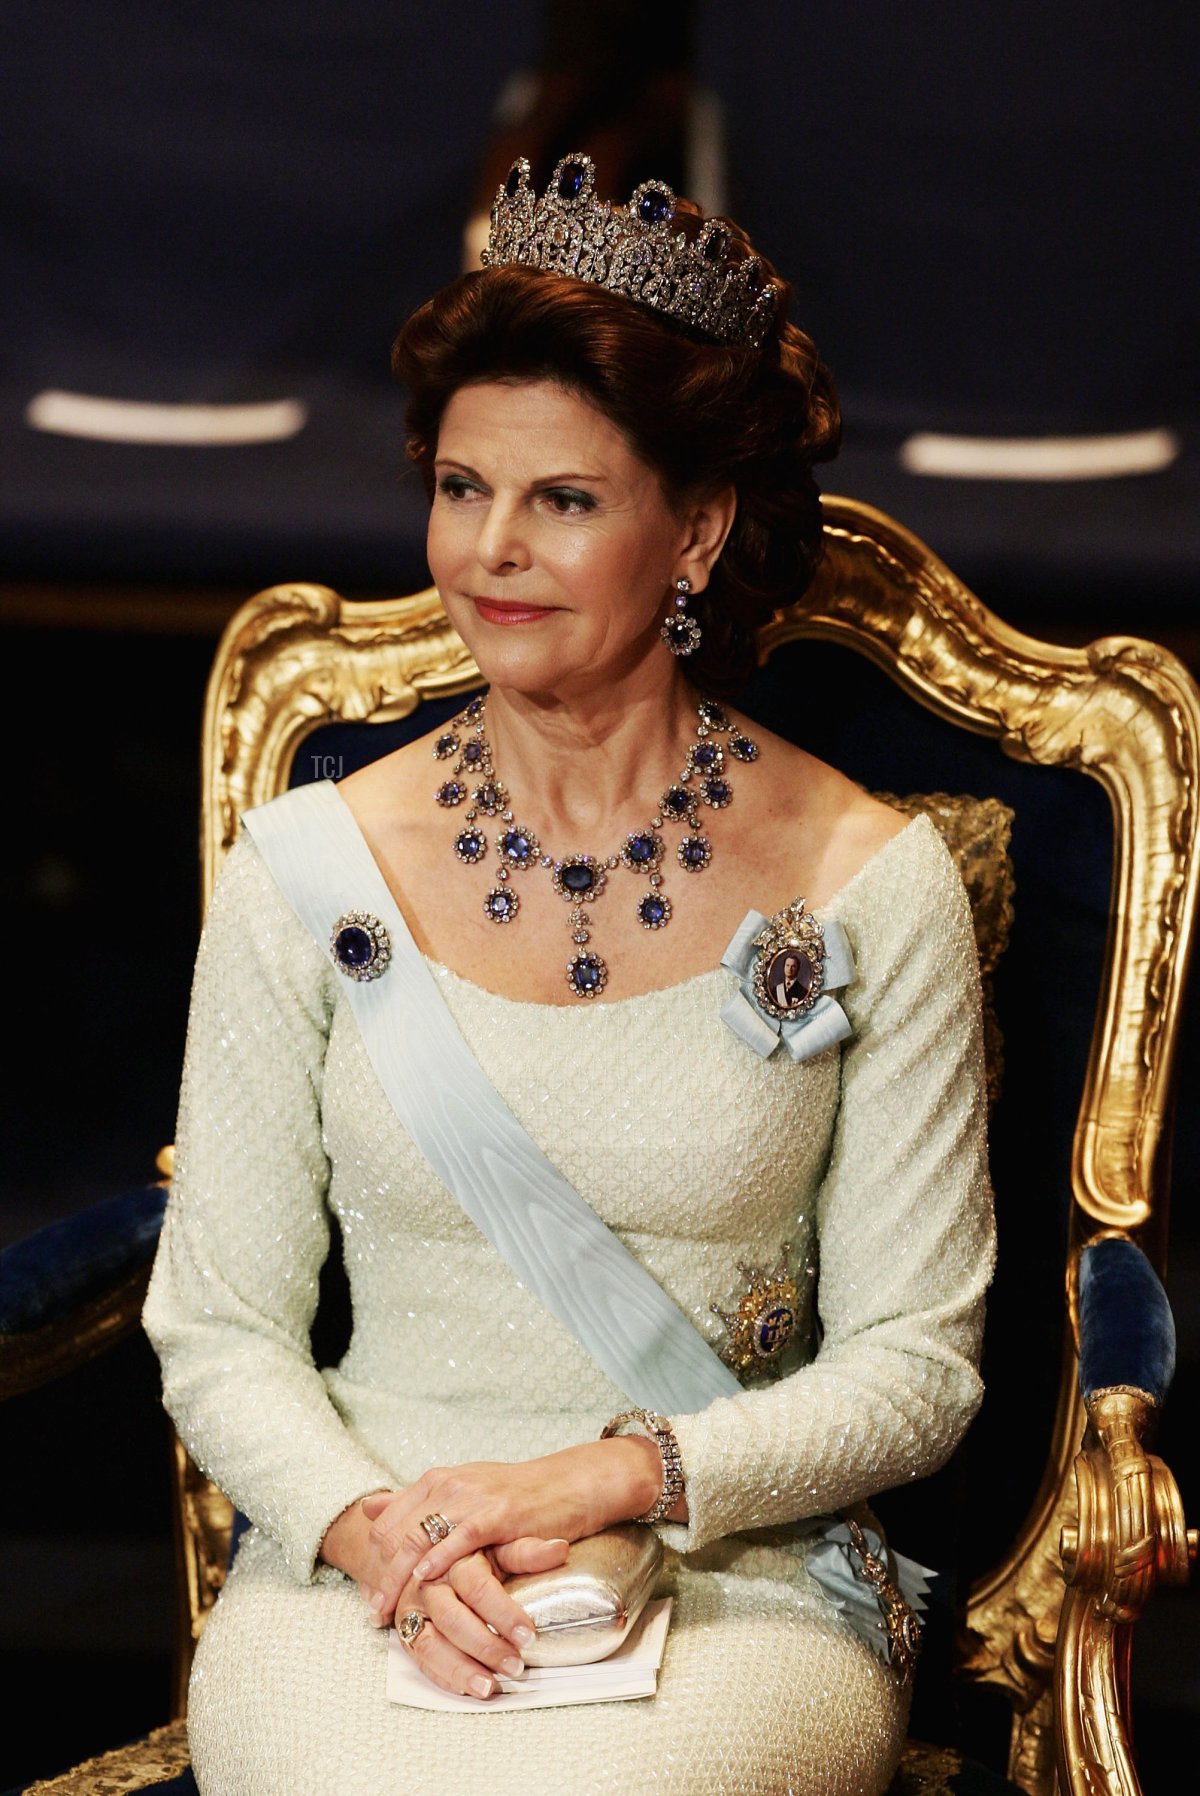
[696,0,1200,616]
[463,0,712,265]
[1,2,540,595]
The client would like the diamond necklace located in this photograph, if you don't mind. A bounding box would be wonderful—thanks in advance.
[431,693,761,999]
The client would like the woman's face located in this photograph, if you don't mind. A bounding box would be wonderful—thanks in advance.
[427,378,729,700]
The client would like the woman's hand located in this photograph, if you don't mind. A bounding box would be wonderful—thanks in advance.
[359,1436,664,1624]
[392,1544,563,1701]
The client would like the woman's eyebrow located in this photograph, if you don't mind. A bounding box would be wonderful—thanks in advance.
[434,456,612,487]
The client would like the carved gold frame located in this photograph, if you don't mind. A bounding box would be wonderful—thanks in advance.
[192,495,1196,1794]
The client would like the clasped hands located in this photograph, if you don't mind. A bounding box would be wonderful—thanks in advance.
[320,1436,664,1700]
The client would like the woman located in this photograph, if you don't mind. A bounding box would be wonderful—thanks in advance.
[144,154,994,1795]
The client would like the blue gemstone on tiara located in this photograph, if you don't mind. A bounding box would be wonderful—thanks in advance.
[703,227,728,263]
[558,160,586,201]
[638,187,672,226]
[744,259,764,296]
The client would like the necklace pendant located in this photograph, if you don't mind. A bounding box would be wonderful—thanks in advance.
[497,824,541,869]
[552,854,607,902]
[453,826,488,865]
[677,834,713,873]
[636,892,672,930]
[484,887,520,924]
[473,782,506,815]
[566,950,608,999]
[620,830,665,872]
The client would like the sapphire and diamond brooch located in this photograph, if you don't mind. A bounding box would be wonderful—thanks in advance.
[329,911,392,982]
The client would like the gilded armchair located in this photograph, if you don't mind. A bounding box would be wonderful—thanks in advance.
[4,495,1195,1796]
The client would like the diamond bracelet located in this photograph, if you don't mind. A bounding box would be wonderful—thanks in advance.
[600,1408,686,1525]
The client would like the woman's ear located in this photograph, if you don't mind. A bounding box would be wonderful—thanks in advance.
[675,484,737,591]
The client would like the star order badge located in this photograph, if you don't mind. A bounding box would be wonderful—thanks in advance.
[712,1246,804,1377]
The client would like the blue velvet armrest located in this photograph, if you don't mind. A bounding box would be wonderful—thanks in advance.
[1077,1235,1177,1407]
[0,1184,167,1397]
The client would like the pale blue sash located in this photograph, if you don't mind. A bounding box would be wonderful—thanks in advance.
[243,781,743,1417]
[242,779,930,1661]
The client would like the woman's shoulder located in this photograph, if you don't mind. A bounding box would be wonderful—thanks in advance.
[724,705,912,907]
[203,823,332,986]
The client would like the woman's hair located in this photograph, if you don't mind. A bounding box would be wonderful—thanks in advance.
[392,202,841,696]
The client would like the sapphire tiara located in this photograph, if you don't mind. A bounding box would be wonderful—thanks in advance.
[482,153,782,351]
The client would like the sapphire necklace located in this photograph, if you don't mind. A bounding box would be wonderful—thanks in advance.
[431,694,760,999]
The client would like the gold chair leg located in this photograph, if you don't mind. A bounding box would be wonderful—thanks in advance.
[1055,1388,1196,1795]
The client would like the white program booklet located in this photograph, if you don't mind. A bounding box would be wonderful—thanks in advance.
[386,1598,673,1712]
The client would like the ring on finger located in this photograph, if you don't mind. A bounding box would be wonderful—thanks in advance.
[397,1609,429,1648]
[420,1512,455,1545]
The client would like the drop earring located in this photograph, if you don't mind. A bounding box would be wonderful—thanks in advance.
[661,577,702,657]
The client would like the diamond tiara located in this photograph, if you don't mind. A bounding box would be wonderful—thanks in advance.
[481,153,782,351]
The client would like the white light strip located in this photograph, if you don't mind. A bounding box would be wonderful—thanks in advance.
[24,389,309,446]
[899,427,1179,482]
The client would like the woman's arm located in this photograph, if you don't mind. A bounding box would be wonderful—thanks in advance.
[142,832,396,1583]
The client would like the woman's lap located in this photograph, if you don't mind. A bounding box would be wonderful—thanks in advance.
[188,1530,909,1796]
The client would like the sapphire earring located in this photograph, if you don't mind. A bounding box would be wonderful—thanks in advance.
[661,577,702,657]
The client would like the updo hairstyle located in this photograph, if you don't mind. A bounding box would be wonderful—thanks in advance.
[393,201,841,696]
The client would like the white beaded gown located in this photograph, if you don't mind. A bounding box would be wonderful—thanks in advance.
[143,804,994,1796]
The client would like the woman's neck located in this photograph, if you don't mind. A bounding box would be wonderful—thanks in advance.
[483,669,698,842]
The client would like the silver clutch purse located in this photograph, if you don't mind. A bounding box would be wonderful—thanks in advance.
[503,1523,664,1667]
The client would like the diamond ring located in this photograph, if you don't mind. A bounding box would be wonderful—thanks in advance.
[420,1512,455,1545]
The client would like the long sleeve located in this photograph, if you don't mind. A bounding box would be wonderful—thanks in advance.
[143,832,395,1583]
[661,817,995,1554]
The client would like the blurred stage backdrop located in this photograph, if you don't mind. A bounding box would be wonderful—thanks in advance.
[1,3,1197,1788]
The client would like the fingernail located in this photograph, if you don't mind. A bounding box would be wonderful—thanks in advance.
[548,1539,569,1548]
[501,1655,524,1677]
[469,1675,493,1698]
[413,1560,432,1583]
[370,1591,386,1613]
[513,1625,535,1647]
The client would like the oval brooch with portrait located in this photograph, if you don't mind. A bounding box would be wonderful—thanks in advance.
[750,900,826,1022]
